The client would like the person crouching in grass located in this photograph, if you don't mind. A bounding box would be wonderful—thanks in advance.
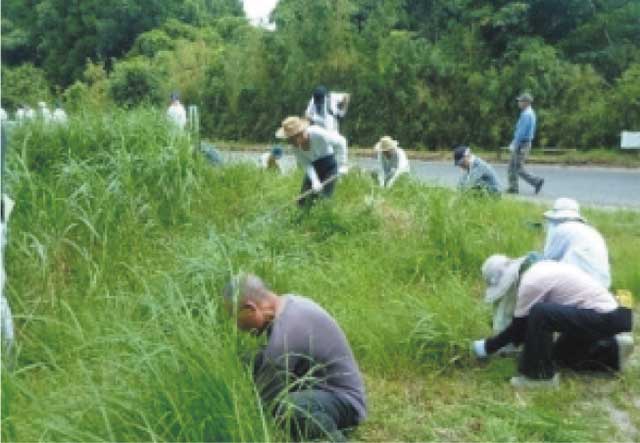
[276,116,348,208]
[472,259,634,389]
[223,274,367,441]
[453,145,501,195]
[373,136,410,188]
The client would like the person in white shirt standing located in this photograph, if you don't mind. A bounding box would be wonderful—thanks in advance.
[166,92,187,131]
[52,102,68,125]
[542,198,611,289]
[305,86,350,173]
[37,101,53,123]
[305,85,350,134]
[373,136,409,188]
[276,116,347,208]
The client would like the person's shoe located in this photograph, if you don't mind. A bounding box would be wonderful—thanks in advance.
[534,179,544,195]
[496,343,520,357]
[615,333,635,371]
[510,373,560,389]
[506,188,518,194]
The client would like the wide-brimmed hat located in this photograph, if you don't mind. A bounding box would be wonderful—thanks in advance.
[482,254,526,303]
[275,116,309,139]
[516,92,533,102]
[374,136,399,152]
[543,198,584,222]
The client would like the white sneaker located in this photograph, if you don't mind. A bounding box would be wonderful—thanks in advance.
[510,373,560,389]
[615,333,635,371]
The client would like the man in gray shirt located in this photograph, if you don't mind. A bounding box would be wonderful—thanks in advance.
[454,145,501,195]
[223,274,366,441]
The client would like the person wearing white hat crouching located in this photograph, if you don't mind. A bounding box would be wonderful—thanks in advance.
[373,136,409,188]
[472,258,634,389]
[543,197,611,289]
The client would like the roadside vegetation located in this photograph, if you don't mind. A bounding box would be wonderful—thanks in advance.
[3,1,640,152]
[2,111,639,441]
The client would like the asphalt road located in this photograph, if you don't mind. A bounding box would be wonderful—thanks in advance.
[221,151,640,210]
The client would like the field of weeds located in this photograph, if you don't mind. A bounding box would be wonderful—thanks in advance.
[2,110,639,442]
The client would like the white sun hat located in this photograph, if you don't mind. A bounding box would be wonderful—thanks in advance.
[481,254,526,304]
[543,198,585,222]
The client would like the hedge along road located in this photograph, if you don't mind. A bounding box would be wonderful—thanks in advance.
[220,150,640,210]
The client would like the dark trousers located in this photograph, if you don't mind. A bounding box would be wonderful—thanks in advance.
[275,389,359,442]
[519,303,632,379]
[508,142,542,191]
[298,155,338,208]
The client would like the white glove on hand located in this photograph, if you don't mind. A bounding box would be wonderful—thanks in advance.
[338,165,349,175]
[472,340,488,359]
[312,181,323,194]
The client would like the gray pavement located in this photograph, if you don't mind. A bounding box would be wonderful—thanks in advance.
[221,151,640,210]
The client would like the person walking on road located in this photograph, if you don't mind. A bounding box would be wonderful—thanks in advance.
[507,93,544,195]
[223,274,367,441]
[276,116,347,208]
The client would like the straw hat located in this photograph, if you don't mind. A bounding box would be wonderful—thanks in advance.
[482,254,526,304]
[543,198,584,222]
[275,116,309,139]
[374,136,399,152]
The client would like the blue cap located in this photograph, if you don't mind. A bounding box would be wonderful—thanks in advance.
[271,146,284,159]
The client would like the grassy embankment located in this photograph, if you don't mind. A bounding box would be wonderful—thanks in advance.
[211,140,640,168]
[2,110,639,442]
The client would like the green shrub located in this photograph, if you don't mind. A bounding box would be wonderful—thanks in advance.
[109,58,164,108]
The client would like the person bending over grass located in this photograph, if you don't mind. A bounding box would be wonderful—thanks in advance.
[223,274,367,441]
[453,145,501,195]
[542,198,611,289]
[276,116,348,208]
[472,260,634,389]
[373,136,410,188]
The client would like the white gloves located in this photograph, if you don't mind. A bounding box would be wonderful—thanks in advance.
[472,340,488,359]
[311,181,323,194]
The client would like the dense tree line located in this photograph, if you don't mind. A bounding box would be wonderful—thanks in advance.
[2,0,639,149]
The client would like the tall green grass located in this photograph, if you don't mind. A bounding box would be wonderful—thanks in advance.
[2,110,639,441]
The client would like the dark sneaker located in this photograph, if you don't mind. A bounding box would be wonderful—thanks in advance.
[506,188,518,194]
[534,179,544,195]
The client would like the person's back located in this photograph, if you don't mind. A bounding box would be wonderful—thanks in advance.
[255,294,366,423]
[543,221,610,288]
[166,100,187,130]
[53,107,68,124]
[459,156,501,194]
[516,261,616,317]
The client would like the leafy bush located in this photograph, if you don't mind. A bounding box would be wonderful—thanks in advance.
[109,58,164,108]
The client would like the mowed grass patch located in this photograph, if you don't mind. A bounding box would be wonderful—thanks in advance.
[2,109,639,441]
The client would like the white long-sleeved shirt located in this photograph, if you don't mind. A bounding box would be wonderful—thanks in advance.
[166,102,187,130]
[378,147,409,188]
[543,220,611,289]
[52,108,68,124]
[38,105,52,123]
[305,93,347,133]
[292,125,347,188]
